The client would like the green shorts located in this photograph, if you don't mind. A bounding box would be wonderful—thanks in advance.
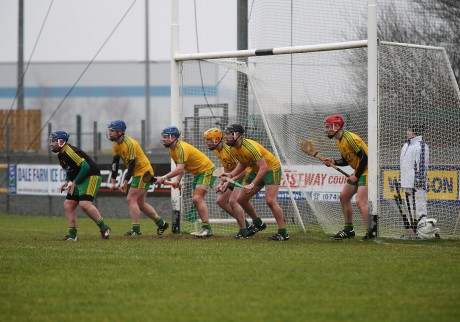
[130,175,151,190]
[347,175,368,187]
[246,168,281,187]
[67,175,102,202]
[193,167,216,192]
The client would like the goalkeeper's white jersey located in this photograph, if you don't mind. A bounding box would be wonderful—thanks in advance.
[400,136,429,189]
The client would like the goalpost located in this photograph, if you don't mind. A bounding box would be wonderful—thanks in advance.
[170,0,460,238]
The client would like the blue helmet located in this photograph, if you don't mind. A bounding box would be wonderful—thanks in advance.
[49,131,69,143]
[107,120,127,133]
[49,131,69,153]
[161,126,180,138]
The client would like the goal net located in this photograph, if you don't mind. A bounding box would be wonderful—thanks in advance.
[175,41,460,239]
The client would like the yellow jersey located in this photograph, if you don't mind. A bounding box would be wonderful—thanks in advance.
[171,141,214,176]
[214,142,239,172]
[230,138,280,173]
[112,135,153,177]
[336,130,368,175]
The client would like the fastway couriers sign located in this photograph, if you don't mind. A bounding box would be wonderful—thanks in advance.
[255,164,354,202]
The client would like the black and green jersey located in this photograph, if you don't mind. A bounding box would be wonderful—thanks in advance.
[58,144,100,182]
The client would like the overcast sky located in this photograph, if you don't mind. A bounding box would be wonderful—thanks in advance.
[0,0,237,62]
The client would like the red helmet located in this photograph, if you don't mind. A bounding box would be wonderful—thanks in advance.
[324,114,344,128]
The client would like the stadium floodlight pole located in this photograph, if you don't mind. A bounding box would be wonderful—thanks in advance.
[368,0,379,233]
[170,0,181,230]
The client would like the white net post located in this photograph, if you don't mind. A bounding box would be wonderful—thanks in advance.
[368,0,379,232]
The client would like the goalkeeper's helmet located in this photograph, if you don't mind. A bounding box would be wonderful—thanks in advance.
[204,128,223,150]
[409,124,425,136]
[416,217,440,240]
[49,131,69,153]
[324,114,344,139]
[107,120,127,141]
[161,126,180,147]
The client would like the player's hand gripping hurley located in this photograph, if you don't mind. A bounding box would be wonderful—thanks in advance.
[142,171,173,186]
[212,167,244,189]
[300,140,350,177]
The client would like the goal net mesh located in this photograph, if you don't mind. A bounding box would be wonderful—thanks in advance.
[177,42,460,239]
[378,43,460,239]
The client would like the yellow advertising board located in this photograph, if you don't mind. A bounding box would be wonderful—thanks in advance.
[382,167,458,201]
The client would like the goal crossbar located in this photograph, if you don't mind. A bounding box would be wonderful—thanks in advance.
[175,40,368,61]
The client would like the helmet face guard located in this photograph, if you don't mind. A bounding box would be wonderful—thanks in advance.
[107,120,127,141]
[324,114,344,139]
[49,131,69,153]
[224,124,244,146]
[161,126,181,147]
[203,128,223,150]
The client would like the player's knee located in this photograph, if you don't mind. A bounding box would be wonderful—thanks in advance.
[355,196,367,209]
[339,193,351,203]
[265,196,276,208]
[216,196,226,208]
[78,200,92,211]
[64,200,77,211]
[193,194,204,206]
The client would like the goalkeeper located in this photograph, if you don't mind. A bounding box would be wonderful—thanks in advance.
[322,114,376,240]
[400,124,439,239]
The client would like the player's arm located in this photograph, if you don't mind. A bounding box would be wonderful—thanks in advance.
[247,158,269,188]
[124,159,136,183]
[334,156,349,167]
[322,155,348,167]
[227,162,246,179]
[73,160,90,184]
[354,148,368,179]
[155,163,185,185]
[110,155,120,188]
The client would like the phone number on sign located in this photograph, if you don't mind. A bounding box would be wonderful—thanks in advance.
[311,192,340,201]
[256,191,348,202]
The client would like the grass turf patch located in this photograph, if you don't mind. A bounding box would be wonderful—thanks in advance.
[0,213,459,322]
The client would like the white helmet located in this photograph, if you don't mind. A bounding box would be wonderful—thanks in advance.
[417,217,440,240]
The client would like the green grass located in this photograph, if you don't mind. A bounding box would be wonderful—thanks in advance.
[0,213,459,322]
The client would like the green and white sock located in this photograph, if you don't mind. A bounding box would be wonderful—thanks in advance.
[155,217,165,227]
[245,219,251,229]
[253,217,263,227]
[68,227,77,238]
[132,223,141,233]
[96,218,107,229]
[344,222,354,232]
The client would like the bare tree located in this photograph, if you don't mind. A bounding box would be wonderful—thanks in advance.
[413,0,460,84]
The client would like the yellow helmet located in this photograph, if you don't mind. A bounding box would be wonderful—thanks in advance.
[204,128,223,141]
[204,128,223,150]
